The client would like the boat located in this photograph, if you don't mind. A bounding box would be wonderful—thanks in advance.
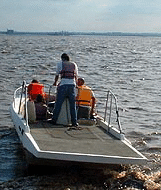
[9,81,147,167]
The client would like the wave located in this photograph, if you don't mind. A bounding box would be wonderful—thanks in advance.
[128,107,147,111]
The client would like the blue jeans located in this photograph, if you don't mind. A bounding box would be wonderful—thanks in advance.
[52,85,77,125]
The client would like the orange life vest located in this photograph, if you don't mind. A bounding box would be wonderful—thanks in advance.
[28,83,46,100]
[76,85,93,106]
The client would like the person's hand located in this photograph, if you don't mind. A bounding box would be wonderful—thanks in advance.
[53,81,57,86]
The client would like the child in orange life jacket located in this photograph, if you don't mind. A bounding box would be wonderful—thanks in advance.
[27,79,46,101]
[76,78,96,118]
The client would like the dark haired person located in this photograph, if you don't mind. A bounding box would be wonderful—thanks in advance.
[34,94,47,120]
[51,53,78,127]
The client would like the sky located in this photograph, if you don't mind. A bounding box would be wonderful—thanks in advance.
[1,0,161,33]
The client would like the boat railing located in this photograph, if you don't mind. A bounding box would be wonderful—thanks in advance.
[104,90,122,134]
[46,85,55,106]
[13,86,22,109]
[13,81,29,132]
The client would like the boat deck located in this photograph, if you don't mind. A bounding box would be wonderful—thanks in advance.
[30,121,142,159]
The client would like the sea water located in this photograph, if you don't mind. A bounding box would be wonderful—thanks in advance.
[0,35,161,189]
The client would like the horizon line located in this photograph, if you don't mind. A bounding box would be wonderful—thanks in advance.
[1,30,161,37]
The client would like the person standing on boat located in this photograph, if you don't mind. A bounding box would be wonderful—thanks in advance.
[51,53,78,126]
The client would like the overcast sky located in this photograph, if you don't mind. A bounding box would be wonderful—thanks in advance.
[1,0,161,33]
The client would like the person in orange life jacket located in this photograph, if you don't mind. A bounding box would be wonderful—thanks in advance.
[27,79,46,101]
[76,78,96,118]
[51,53,78,126]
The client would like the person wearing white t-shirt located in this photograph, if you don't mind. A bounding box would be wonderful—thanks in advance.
[51,53,78,127]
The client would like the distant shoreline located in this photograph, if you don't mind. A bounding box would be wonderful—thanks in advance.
[1,30,161,37]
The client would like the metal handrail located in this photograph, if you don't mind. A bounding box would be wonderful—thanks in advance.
[47,85,53,106]
[24,81,29,129]
[13,86,22,108]
[18,81,25,114]
[104,90,122,134]
[13,81,30,133]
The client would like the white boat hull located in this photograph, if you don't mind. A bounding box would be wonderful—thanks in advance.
[10,96,147,166]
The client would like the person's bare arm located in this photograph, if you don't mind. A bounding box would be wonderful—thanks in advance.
[53,75,59,86]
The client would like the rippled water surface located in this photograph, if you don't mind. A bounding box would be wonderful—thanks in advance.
[0,35,161,189]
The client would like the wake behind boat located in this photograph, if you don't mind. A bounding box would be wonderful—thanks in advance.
[9,81,147,167]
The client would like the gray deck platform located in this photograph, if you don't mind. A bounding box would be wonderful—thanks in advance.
[30,121,142,159]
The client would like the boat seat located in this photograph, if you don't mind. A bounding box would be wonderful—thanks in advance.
[77,105,91,119]
[27,100,36,123]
